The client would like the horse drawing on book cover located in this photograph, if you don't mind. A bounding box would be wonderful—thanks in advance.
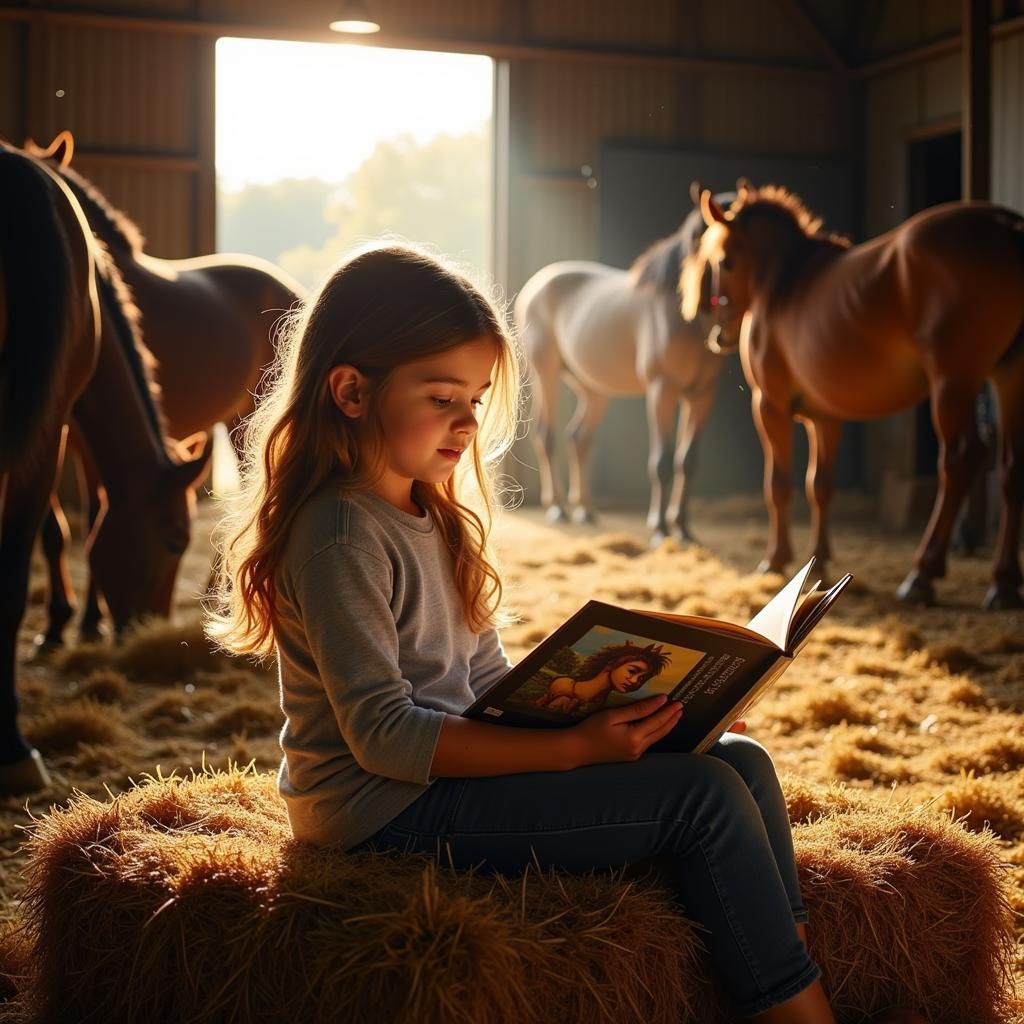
[680,183,1024,609]
[516,189,732,545]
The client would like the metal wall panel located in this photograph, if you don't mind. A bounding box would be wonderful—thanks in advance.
[697,0,825,62]
[0,23,25,140]
[198,0,509,38]
[41,0,196,14]
[523,63,677,173]
[36,27,196,152]
[698,73,845,154]
[993,30,1024,211]
[74,162,196,257]
[922,51,961,120]
[526,0,679,48]
[864,67,923,236]
[518,182,596,284]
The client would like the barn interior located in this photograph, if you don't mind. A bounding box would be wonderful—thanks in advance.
[1,1,1023,1020]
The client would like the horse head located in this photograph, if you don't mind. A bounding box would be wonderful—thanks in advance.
[679,182,747,353]
[87,432,214,635]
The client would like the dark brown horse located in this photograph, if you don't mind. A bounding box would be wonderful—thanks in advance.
[28,131,304,645]
[0,140,99,791]
[516,190,732,543]
[1,141,210,792]
[680,184,1024,609]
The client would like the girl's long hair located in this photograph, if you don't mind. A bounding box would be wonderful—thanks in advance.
[205,244,523,660]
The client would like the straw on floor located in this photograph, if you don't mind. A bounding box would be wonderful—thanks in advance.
[4,766,1017,1024]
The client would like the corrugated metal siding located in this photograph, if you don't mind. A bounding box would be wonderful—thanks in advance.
[922,51,961,120]
[517,183,596,286]
[993,30,1024,212]
[0,24,25,140]
[864,68,918,235]
[697,0,824,62]
[526,0,679,48]
[198,0,509,37]
[698,73,846,154]
[37,27,196,152]
[42,0,195,14]
[523,63,677,173]
[75,162,196,258]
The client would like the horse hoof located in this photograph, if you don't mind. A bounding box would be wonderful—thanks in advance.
[78,625,109,644]
[896,573,935,606]
[649,530,668,548]
[545,505,569,524]
[571,507,597,525]
[755,559,787,575]
[671,527,698,546]
[982,585,1023,611]
[0,749,51,795]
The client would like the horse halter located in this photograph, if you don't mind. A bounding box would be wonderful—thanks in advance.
[705,256,730,354]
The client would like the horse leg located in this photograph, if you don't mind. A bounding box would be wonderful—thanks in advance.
[564,378,608,525]
[645,377,677,543]
[0,457,60,791]
[34,495,77,651]
[76,446,108,641]
[983,364,1024,609]
[525,328,568,522]
[897,379,985,605]
[802,415,843,577]
[667,385,715,544]
[752,391,794,574]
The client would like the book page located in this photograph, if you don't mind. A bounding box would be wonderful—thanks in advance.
[744,558,817,650]
[637,611,776,646]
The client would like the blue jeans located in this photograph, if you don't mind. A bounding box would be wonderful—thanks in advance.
[354,733,820,1017]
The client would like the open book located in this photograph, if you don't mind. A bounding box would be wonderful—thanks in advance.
[464,558,852,754]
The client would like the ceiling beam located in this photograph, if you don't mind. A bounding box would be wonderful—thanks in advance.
[853,12,1024,79]
[0,5,840,82]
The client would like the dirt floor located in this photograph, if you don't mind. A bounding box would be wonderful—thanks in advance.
[2,490,1022,1014]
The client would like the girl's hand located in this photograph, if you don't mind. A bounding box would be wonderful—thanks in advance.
[728,720,747,733]
[570,694,682,765]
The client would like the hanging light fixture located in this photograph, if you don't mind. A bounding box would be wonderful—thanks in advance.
[329,0,380,33]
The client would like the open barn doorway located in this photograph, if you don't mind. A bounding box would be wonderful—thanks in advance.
[209,37,494,490]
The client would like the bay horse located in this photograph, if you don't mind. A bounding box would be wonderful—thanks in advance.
[27,131,305,646]
[680,184,1024,609]
[1,141,211,793]
[516,190,732,543]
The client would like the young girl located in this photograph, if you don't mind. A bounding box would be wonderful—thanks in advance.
[206,244,921,1024]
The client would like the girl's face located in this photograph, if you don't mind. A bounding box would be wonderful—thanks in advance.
[371,336,497,512]
[609,659,652,693]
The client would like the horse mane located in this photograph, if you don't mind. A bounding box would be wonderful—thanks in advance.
[731,185,850,249]
[92,240,167,445]
[627,229,687,294]
[56,163,146,256]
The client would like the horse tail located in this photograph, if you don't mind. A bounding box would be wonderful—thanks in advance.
[0,151,73,474]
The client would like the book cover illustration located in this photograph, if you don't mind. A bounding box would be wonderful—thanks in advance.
[467,558,852,753]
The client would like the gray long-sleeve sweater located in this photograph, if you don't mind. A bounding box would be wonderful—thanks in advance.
[274,482,512,850]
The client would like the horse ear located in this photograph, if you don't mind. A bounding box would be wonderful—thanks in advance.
[700,189,728,227]
[170,431,215,490]
[24,130,74,167]
[50,130,75,168]
[689,180,702,206]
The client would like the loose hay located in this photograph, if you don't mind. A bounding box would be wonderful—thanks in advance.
[9,767,1016,1024]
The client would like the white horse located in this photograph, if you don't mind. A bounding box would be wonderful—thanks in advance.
[515,191,731,542]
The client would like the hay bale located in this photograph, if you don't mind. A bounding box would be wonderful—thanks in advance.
[11,768,1017,1024]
